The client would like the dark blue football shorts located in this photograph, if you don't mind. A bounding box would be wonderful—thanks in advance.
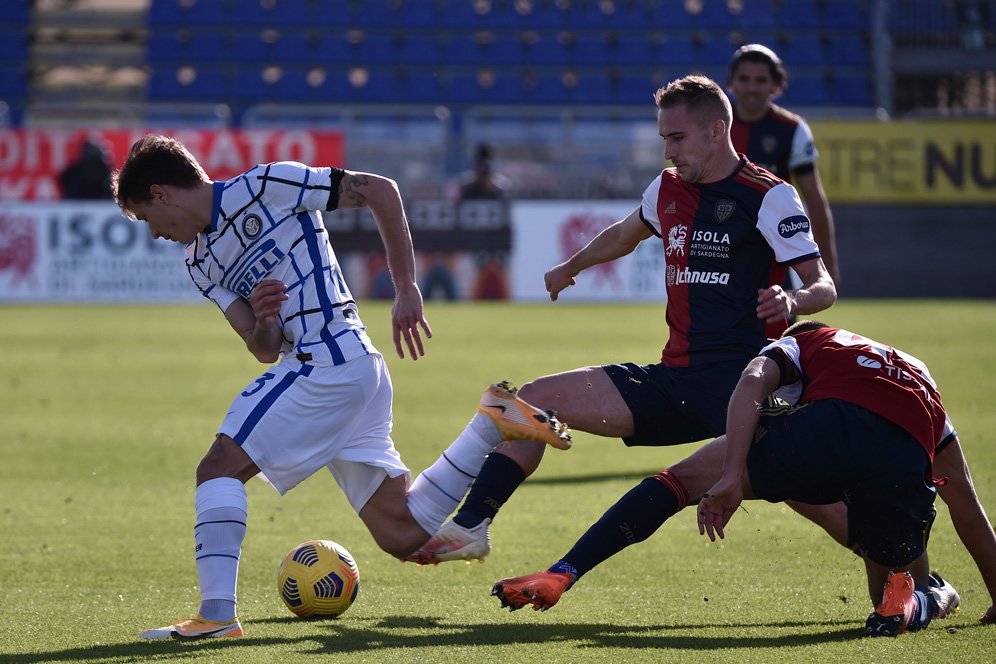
[603,359,747,447]
[746,398,937,567]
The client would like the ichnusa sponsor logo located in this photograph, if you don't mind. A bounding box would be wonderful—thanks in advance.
[778,216,810,238]
[667,265,731,286]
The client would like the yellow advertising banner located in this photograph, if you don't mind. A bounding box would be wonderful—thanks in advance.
[809,120,996,204]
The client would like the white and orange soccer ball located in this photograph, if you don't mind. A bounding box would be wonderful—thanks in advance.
[277,540,360,618]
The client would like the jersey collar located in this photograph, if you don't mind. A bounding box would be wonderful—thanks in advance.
[209,180,224,234]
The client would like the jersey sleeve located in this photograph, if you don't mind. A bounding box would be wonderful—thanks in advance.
[257,162,345,213]
[788,119,819,172]
[639,173,664,237]
[756,183,821,264]
[760,336,804,404]
[187,243,239,313]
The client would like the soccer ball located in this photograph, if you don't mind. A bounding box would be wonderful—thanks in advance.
[277,539,360,618]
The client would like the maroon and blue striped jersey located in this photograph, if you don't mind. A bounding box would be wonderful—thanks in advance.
[731,103,818,181]
[640,156,820,367]
[762,327,955,460]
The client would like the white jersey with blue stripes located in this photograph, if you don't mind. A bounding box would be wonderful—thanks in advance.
[186,161,377,365]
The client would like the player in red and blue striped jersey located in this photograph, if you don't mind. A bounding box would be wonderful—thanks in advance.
[493,321,996,633]
[728,43,840,285]
[408,75,837,565]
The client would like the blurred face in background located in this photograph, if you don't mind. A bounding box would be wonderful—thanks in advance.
[727,60,782,120]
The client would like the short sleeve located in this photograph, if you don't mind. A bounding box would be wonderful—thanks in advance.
[640,173,664,236]
[756,183,820,264]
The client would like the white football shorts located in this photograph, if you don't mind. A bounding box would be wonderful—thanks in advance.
[218,352,410,512]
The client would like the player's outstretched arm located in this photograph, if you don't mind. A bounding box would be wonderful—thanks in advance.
[757,256,836,324]
[698,356,781,540]
[794,168,840,285]
[933,436,996,624]
[336,170,432,360]
[544,208,651,301]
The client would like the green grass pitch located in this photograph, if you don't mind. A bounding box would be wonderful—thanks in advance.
[1,300,994,663]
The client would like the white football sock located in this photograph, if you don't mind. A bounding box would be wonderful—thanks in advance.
[407,414,499,534]
[194,477,247,621]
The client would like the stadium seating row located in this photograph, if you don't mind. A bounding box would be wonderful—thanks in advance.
[145,29,871,70]
[146,63,873,107]
[147,0,873,32]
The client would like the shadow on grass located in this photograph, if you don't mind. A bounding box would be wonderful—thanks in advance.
[527,470,658,486]
[1,614,903,662]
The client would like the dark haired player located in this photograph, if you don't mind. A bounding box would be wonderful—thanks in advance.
[493,321,996,635]
[112,135,570,640]
[728,43,840,285]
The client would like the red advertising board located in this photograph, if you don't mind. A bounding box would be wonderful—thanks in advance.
[0,128,345,200]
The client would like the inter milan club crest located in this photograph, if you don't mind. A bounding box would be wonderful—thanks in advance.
[242,214,262,238]
[714,200,735,224]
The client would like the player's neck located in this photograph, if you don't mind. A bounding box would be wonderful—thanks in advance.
[735,103,769,123]
[699,148,742,184]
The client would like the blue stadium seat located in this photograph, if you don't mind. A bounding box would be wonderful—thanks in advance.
[443,35,490,66]
[487,35,530,66]
[694,33,738,67]
[0,0,29,26]
[398,71,447,104]
[397,33,442,66]
[523,1,567,28]
[316,33,356,65]
[614,73,661,105]
[735,0,776,29]
[825,33,870,67]
[149,65,231,102]
[656,35,696,67]
[526,73,572,104]
[603,1,651,30]
[355,34,400,65]
[571,35,610,67]
[779,36,825,67]
[822,0,872,29]
[524,35,571,66]
[781,72,827,105]
[242,0,315,28]
[230,67,276,103]
[688,0,736,29]
[185,30,231,63]
[573,73,613,105]
[396,0,441,28]
[609,36,657,68]
[649,1,692,28]
[776,0,822,29]
[828,72,873,105]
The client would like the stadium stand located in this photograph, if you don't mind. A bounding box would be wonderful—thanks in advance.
[5,0,993,200]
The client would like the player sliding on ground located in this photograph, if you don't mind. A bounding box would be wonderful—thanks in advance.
[112,135,570,640]
[490,321,996,635]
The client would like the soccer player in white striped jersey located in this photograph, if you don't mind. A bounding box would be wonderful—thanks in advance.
[112,135,571,641]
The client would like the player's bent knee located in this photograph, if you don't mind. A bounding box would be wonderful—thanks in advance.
[196,435,258,485]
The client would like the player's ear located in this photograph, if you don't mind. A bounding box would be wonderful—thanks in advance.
[149,184,167,204]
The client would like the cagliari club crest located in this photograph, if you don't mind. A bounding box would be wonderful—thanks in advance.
[714,200,735,223]
[762,135,778,154]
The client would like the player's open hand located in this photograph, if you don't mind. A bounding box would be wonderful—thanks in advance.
[697,478,744,542]
[756,285,794,324]
[251,279,289,322]
[392,283,432,360]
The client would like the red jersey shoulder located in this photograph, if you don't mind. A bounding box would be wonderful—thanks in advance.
[766,103,806,128]
[736,159,784,193]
